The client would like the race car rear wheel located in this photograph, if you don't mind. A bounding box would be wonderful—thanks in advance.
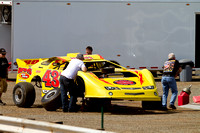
[41,88,61,111]
[13,82,36,108]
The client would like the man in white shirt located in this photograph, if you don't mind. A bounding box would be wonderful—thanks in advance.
[59,54,87,112]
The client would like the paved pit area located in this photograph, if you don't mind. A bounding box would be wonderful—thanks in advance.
[0,76,200,133]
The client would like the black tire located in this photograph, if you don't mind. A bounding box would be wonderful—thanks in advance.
[13,82,36,108]
[41,88,61,111]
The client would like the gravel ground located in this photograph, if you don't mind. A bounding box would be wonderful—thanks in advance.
[0,74,200,133]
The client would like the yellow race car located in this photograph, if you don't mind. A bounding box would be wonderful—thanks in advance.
[13,53,161,111]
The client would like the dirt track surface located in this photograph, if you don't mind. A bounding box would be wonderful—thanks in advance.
[1,78,200,133]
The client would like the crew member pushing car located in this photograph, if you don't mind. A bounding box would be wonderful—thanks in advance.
[0,48,9,105]
[59,54,87,112]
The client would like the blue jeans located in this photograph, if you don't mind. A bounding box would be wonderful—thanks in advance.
[161,76,178,107]
[59,75,77,110]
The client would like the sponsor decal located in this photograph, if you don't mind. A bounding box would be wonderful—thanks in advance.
[19,73,30,79]
[114,80,136,85]
[18,68,32,79]
[18,68,32,75]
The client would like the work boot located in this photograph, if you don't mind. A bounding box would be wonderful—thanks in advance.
[161,106,168,111]
[0,100,6,106]
[63,108,68,112]
[169,105,176,109]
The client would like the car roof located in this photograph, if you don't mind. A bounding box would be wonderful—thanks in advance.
[57,53,105,62]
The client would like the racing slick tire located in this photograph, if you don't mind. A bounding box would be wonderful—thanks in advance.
[13,82,36,108]
[41,88,61,111]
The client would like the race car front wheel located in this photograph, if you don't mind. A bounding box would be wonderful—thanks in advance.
[41,88,62,111]
[13,82,36,108]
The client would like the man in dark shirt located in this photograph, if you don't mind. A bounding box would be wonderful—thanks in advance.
[0,48,9,105]
[161,53,182,110]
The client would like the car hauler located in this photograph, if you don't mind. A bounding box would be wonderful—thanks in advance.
[0,0,11,62]
[1,0,200,70]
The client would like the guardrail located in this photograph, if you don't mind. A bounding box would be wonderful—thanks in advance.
[0,116,114,133]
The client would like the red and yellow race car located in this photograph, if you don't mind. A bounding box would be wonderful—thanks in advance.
[13,53,161,111]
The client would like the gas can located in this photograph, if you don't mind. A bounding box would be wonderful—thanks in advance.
[178,91,189,106]
[178,85,192,106]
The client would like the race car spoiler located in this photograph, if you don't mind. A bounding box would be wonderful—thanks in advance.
[16,58,44,68]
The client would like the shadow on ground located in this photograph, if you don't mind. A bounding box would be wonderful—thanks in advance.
[79,104,179,115]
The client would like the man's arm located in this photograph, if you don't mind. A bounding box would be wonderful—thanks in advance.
[81,66,87,72]
[175,67,182,78]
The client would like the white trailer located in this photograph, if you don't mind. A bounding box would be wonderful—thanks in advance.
[0,0,11,62]
[1,0,200,70]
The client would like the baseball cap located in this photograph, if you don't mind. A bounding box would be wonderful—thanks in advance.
[76,54,84,60]
[0,48,6,54]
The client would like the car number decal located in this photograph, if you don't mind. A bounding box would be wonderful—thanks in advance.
[42,70,60,88]
[24,59,40,65]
